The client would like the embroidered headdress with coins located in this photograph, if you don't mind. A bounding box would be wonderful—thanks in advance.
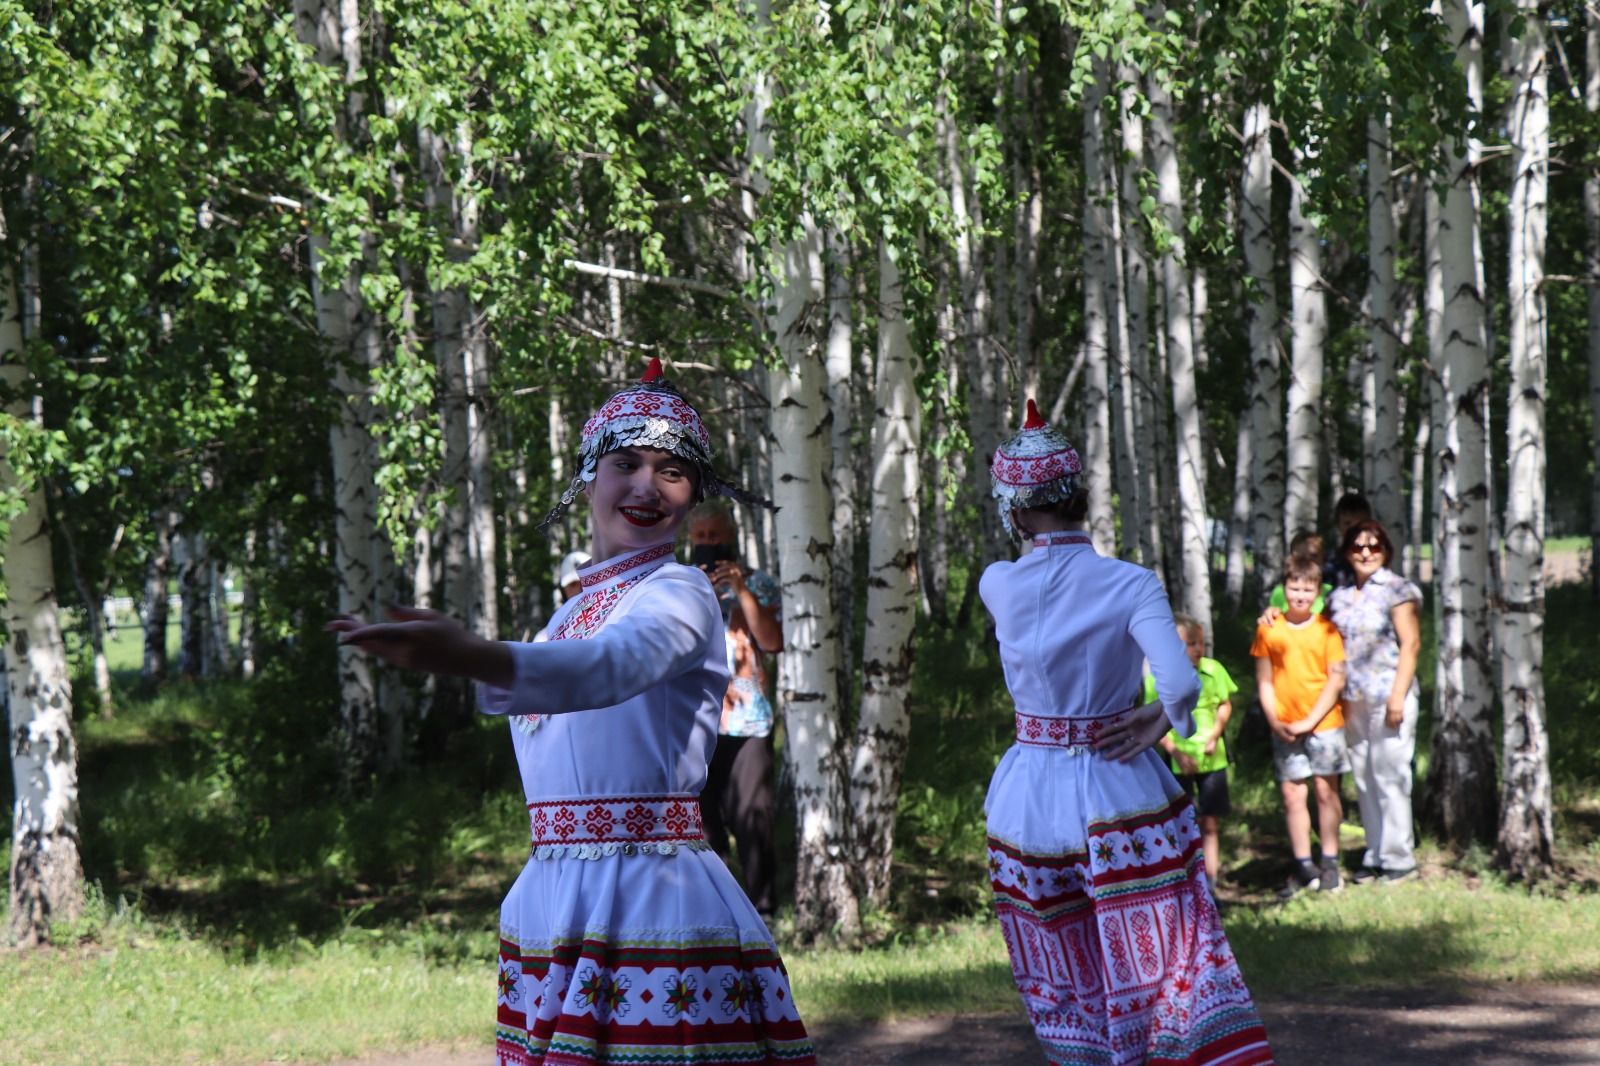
[538,358,773,532]
[988,398,1085,538]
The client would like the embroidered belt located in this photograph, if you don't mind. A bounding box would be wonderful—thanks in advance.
[1013,710,1117,751]
[527,793,709,860]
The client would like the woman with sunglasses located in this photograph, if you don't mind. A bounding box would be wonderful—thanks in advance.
[1326,520,1423,884]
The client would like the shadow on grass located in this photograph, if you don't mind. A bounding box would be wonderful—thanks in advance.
[56,672,523,955]
[798,955,1018,1021]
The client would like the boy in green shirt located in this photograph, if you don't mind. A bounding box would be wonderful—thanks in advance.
[1144,613,1237,886]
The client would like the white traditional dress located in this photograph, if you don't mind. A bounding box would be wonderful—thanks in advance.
[478,540,814,1066]
[982,531,1272,1066]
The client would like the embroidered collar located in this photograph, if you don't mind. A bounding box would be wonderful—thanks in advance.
[578,541,676,591]
[1032,531,1093,548]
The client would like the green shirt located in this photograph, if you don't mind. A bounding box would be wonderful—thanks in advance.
[1143,657,1237,775]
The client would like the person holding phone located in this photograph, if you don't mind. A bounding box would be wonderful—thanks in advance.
[686,500,782,918]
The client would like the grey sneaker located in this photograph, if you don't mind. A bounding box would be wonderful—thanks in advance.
[1379,866,1419,884]
[1276,867,1318,901]
[1318,864,1343,893]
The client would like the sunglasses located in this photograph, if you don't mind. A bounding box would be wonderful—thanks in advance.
[1349,542,1382,556]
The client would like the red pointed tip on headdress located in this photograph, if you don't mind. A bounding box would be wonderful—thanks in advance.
[640,357,664,384]
[1023,398,1046,430]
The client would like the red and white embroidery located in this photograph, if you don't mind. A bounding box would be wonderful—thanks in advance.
[1014,710,1121,750]
[527,794,705,853]
[512,544,675,737]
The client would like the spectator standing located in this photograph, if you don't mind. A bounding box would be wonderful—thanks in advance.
[1149,613,1237,886]
[555,550,591,604]
[1325,492,1375,590]
[1327,520,1422,884]
[1253,553,1350,897]
[686,501,782,918]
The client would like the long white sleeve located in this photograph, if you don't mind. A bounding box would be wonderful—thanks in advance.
[1127,570,1200,737]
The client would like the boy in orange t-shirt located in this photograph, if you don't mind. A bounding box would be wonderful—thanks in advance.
[1252,553,1350,897]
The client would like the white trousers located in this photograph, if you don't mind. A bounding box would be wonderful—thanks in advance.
[1343,693,1418,872]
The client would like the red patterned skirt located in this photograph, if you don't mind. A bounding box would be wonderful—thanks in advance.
[986,747,1273,1065]
[495,794,813,1065]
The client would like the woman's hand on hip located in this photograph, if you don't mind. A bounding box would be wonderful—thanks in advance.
[1094,701,1169,763]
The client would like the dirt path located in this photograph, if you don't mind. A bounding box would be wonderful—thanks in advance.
[321,982,1600,1065]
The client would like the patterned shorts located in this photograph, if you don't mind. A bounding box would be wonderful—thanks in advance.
[1272,728,1351,781]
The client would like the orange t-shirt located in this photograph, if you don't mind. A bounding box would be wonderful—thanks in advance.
[1250,614,1346,731]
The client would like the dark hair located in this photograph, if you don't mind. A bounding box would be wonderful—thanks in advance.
[1334,492,1374,522]
[1283,553,1322,585]
[1016,487,1090,525]
[1287,529,1324,560]
[1340,519,1395,568]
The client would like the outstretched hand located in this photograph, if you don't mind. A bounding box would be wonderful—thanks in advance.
[1093,700,1170,763]
[326,606,511,686]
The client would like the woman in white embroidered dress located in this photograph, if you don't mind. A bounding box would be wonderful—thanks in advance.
[330,360,814,1066]
[981,401,1272,1066]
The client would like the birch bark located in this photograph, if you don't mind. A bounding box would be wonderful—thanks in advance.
[849,240,920,907]
[141,511,174,686]
[3,213,83,947]
[1148,65,1213,636]
[1118,68,1162,573]
[1588,2,1600,603]
[1365,113,1404,541]
[1080,63,1117,555]
[295,0,383,782]
[825,230,856,712]
[1427,0,1497,845]
[1242,101,1284,585]
[1497,0,1552,880]
[1284,150,1326,544]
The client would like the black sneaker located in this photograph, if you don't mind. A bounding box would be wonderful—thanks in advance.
[1276,868,1318,901]
[1318,864,1343,893]
[1379,866,1418,885]
[1351,865,1381,885]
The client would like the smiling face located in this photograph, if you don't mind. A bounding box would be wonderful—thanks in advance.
[1347,530,1387,582]
[585,446,697,559]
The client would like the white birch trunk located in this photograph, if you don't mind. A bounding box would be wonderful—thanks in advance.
[1107,140,1143,563]
[176,529,207,678]
[1119,70,1162,572]
[849,240,921,908]
[3,220,83,947]
[421,124,473,630]
[1406,415,1431,585]
[297,0,382,781]
[1588,2,1600,603]
[942,94,1004,560]
[1080,64,1117,555]
[1284,149,1326,544]
[825,229,856,711]
[1365,112,1405,542]
[1243,101,1285,585]
[1148,62,1213,636]
[1497,0,1552,880]
[766,217,858,936]
[747,11,857,931]
[1428,0,1497,845]
[206,557,230,676]
[1224,416,1254,607]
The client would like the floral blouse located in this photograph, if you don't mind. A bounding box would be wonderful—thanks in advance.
[1327,567,1422,707]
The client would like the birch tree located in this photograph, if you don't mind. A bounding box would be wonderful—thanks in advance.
[1147,62,1213,636]
[1284,147,1326,545]
[849,240,921,908]
[1080,62,1118,556]
[1588,0,1600,604]
[3,212,83,947]
[1497,0,1552,880]
[1243,100,1285,586]
[1427,0,1497,845]
[1365,112,1405,542]
[295,0,386,781]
